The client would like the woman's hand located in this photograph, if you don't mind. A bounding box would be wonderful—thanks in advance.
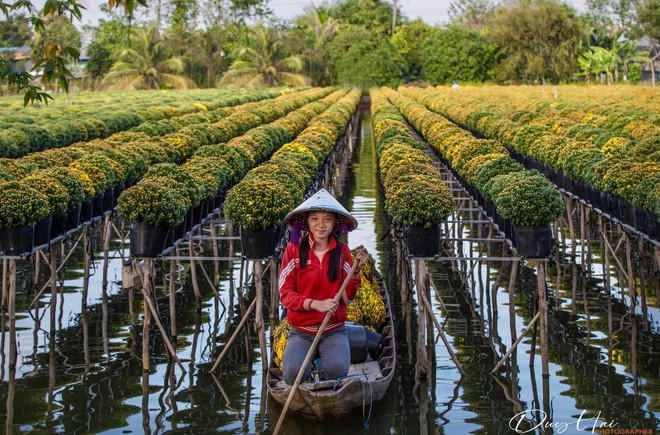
[354,246,369,267]
[310,299,338,314]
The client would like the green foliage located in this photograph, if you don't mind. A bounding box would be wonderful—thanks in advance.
[103,25,194,90]
[39,167,86,209]
[24,173,70,216]
[225,178,297,230]
[327,26,407,88]
[385,179,455,228]
[419,26,495,84]
[221,26,310,87]
[492,171,565,226]
[489,0,584,83]
[117,178,188,227]
[0,14,33,46]
[391,20,437,81]
[333,0,398,35]
[0,180,50,229]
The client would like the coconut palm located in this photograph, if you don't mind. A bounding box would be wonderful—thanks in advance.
[220,26,310,87]
[299,5,339,84]
[102,25,195,90]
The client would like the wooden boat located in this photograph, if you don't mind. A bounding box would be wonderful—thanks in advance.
[266,276,396,420]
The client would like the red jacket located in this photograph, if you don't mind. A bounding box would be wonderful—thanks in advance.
[278,235,360,334]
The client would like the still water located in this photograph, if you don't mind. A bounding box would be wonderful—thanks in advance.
[0,112,658,434]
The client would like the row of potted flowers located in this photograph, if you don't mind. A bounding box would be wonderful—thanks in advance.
[384,87,565,258]
[0,88,333,257]
[369,87,454,258]
[425,85,658,142]
[224,88,362,259]
[400,87,659,240]
[118,88,351,257]
[0,88,286,158]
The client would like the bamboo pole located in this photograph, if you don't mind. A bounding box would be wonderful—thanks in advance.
[273,261,360,435]
[565,196,576,255]
[142,258,152,371]
[625,233,637,314]
[537,261,549,377]
[211,298,257,372]
[492,312,541,373]
[270,258,279,330]
[508,261,519,344]
[253,261,269,372]
[8,259,16,368]
[418,273,465,375]
[415,260,429,378]
[140,258,185,372]
[2,258,7,309]
[168,259,177,339]
[188,241,202,310]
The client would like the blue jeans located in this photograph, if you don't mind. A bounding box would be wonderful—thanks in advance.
[282,326,350,385]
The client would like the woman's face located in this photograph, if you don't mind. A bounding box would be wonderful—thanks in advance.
[307,211,336,242]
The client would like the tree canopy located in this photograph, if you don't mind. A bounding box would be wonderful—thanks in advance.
[327,25,407,88]
[420,26,495,84]
[489,0,584,84]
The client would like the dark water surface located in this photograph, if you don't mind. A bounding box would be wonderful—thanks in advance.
[1,113,658,434]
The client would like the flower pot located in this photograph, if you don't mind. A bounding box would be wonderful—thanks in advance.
[66,205,82,231]
[633,206,647,233]
[80,199,93,224]
[114,183,125,204]
[92,193,105,217]
[240,225,283,259]
[587,186,601,210]
[193,203,204,226]
[562,177,574,195]
[404,225,441,258]
[172,216,187,244]
[33,217,52,248]
[130,222,171,257]
[103,187,115,212]
[51,214,67,239]
[513,224,553,258]
[618,198,633,226]
[0,225,34,256]
[185,209,194,233]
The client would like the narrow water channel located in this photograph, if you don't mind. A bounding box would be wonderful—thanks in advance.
[0,106,658,434]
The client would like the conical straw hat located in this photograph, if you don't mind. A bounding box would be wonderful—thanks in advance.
[284,188,358,233]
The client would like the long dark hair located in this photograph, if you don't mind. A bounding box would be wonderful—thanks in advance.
[299,233,341,282]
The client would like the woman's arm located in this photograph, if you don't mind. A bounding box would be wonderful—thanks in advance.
[278,243,312,311]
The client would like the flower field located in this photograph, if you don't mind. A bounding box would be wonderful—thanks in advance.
[0,88,287,158]
[398,85,659,228]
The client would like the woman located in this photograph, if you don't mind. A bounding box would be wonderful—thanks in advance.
[279,189,369,385]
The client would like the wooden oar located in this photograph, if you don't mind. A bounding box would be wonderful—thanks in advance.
[273,256,362,435]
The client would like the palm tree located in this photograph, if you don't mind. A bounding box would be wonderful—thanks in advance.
[299,5,339,85]
[102,25,195,90]
[618,40,650,81]
[220,26,310,87]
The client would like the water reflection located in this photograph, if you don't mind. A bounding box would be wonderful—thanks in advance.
[0,111,657,434]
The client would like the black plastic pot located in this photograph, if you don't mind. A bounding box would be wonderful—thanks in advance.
[80,199,93,224]
[103,188,114,212]
[618,198,634,226]
[66,205,82,231]
[240,225,283,259]
[51,214,67,239]
[513,224,553,258]
[0,225,34,257]
[404,224,441,258]
[130,222,171,257]
[33,217,52,248]
[92,193,105,217]
[345,322,382,363]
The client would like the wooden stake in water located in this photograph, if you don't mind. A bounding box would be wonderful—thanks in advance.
[253,261,269,372]
[273,260,360,435]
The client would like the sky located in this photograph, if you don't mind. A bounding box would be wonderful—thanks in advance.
[70,0,587,28]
